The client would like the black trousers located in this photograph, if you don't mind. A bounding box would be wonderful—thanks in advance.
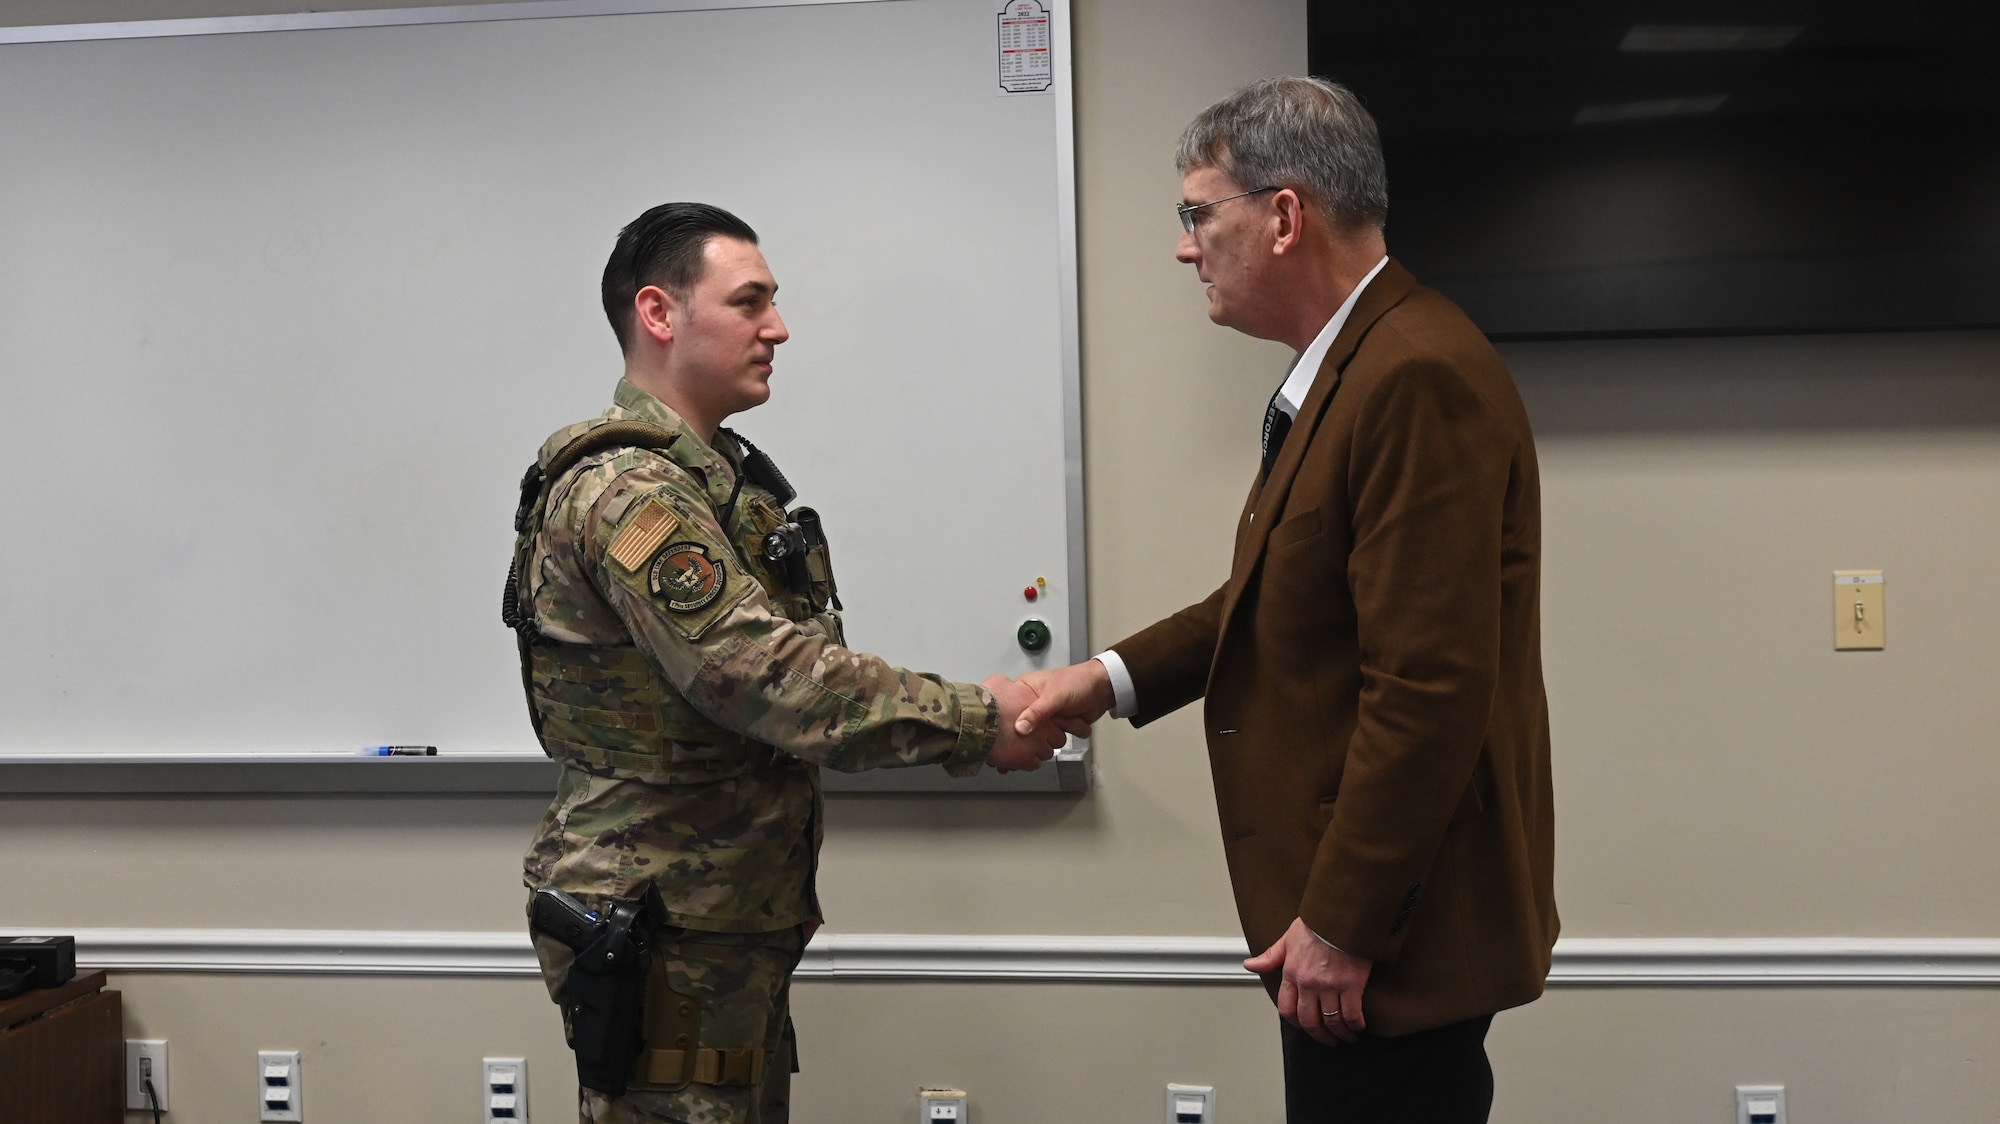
[1281,1013,1495,1124]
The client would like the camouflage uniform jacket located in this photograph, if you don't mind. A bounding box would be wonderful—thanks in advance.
[519,379,999,932]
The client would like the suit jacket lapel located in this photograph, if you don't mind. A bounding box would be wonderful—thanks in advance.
[1217,260,1420,638]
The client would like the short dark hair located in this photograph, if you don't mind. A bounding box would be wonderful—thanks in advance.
[601,202,760,353]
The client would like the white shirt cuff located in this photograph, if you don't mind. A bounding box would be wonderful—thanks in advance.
[1306,924,1344,953]
[1091,651,1137,720]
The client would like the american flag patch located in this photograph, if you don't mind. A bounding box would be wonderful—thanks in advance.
[608,499,678,571]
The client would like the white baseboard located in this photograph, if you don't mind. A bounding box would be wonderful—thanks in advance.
[7,929,2000,986]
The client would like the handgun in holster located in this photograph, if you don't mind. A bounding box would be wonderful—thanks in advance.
[532,885,772,1096]
[530,884,669,1097]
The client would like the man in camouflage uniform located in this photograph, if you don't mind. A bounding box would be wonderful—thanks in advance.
[512,203,1067,1124]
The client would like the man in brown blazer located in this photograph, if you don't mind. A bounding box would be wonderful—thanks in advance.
[1014,77,1557,1122]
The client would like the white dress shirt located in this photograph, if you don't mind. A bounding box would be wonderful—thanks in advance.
[1094,256,1389,720]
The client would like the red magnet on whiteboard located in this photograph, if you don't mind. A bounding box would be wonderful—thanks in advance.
[1023,586,1038,601]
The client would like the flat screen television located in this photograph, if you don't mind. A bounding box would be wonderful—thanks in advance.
[1308,2,2000,339]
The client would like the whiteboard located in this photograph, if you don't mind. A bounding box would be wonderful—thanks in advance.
[0,0,1085,787]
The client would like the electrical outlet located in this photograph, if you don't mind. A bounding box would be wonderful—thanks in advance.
[259,1050,302,1122]
[125,1040,168,1111]
[1167,1082,1215,1123]
[485,1056,528,1122]
[919,1087,968,1123]
[1737,1085,1786,1124]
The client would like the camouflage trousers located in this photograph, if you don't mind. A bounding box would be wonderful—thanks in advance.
[531,917,805,1124]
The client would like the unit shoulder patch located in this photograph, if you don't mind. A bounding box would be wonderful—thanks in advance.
[648,541,727,613]
[607,498,680,571]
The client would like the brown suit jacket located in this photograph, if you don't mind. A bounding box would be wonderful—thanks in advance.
[1114,259,1557,1036]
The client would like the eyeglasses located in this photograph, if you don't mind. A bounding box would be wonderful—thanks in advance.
[1176,186,1278,233]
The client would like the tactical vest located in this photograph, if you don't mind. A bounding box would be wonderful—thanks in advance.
[503,418,843,785]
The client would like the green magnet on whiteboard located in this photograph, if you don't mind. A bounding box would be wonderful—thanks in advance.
[1016,618,1051,654]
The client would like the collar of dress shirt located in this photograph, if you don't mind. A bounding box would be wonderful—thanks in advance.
[1273,255,1390,418]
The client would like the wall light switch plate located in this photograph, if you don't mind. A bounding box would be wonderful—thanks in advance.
[1833,570,1884,650]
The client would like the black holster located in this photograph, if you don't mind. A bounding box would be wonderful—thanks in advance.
[533,886,667,1097]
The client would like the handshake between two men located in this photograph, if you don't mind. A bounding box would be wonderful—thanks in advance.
[976,656,1379,1049]
[978,659,1117,774]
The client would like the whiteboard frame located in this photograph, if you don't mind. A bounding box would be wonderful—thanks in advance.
[0,0,1091,794]
[0,0,891,45]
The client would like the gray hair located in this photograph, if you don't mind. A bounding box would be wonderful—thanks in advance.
[1176,76,1388,229]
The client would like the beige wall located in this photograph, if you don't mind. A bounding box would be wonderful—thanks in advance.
[5,0,2000,1121]
[1522,332,2000,938]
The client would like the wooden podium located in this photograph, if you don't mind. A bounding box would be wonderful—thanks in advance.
[0,969,122,1123]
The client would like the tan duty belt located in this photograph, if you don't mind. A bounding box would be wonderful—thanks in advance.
[638,1046,766,1087]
